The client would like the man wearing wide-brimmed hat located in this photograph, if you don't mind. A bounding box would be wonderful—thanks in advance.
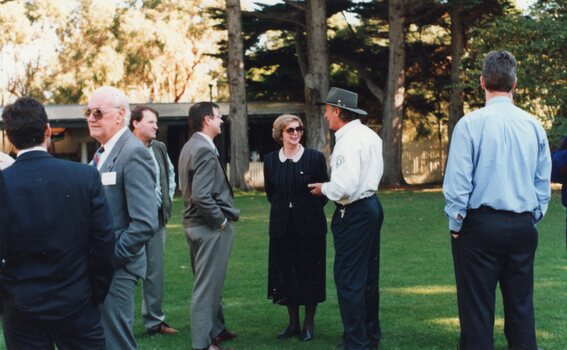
[309,87,384,350]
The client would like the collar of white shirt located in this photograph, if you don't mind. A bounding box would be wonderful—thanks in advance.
[101,126,128,154]
[17,146,47,157]
[335,119,362,141]
[197,132,217,152]
[278,144,304,163]
[95,126,128,170]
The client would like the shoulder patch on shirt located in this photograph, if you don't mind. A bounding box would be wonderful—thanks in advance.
[335,155,345,168]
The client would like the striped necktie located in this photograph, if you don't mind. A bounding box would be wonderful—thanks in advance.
[92,146,105,168]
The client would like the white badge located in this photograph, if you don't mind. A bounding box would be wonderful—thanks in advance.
[101,172,117,186]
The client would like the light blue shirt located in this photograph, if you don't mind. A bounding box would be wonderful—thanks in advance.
[443,96,551,231]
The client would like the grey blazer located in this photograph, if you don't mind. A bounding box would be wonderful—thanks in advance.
[99,130,158,279]
[178,132,240,229]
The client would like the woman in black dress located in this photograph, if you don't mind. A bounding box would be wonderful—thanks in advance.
[263,114,328,342]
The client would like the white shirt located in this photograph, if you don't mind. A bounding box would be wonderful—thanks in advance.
[95,126,128,171]
[197,132,217,153]
[17,146,47,157]
[0,151,15,170]
[322,119,383,205]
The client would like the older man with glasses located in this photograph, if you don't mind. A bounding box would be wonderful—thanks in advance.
[86,86,158,350]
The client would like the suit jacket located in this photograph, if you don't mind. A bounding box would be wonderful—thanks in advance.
[0,151,114,320]
[98,130,158,278]
[178,132,240,228]
[150,140,173,223]
[263,148,328,239]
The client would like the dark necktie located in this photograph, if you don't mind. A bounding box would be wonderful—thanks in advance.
[92,146,105,168]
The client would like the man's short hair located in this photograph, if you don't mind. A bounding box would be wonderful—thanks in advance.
[337,108,358,122]
[91,86,131,126]
[188,102,220,133]
[482,50,517,92]
[2,97,48,149]
[129,105,159,130]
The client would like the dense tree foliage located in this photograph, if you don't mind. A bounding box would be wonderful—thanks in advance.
[465,0,566,145]
[1,0,564,185]
[0,0,224,104]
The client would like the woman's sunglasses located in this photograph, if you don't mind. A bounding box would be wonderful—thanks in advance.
[285,126,304,135]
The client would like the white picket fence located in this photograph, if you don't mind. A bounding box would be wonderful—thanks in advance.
[232,140,447,190]
[402,140,447,184]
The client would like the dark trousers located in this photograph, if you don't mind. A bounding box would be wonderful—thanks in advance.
[2,301,106,350]
[332,196,383,350]
[452,209,538,350]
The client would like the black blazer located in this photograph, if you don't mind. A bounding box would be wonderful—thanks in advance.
[0,151,114,320]
[264,148,328,239]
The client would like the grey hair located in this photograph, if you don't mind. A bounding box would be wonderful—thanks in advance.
[482,50,517,92]
[92,86,131,126]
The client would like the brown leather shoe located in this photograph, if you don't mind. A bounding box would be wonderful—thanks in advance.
[147,321,178,335]
[212,328,237,345]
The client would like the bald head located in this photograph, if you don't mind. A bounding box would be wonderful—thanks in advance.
[86,86,131,144]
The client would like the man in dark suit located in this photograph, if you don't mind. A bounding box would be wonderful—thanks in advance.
[0,97,114,349]
[86,86,158,350]
[179,102,240,350]
[130,105,178,335]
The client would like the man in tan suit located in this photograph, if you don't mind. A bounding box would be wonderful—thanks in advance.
[178,102,239,350]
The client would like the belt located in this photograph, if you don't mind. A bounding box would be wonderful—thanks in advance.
[335,195,374,209]
[469,205,530,216]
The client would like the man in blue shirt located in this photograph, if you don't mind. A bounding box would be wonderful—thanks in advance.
[444,51,550,350]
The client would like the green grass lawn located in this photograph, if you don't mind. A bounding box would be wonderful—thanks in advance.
[133,190,566,350]
[2,190,566,349]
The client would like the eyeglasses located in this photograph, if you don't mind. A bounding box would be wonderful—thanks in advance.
[285,126,304,135]
[83,107,120,119]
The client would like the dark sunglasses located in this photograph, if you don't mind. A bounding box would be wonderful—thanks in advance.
[83,107,119,119]
[285,126,304,135]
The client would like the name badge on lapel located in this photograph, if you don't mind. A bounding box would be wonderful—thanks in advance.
[101,172,117,186]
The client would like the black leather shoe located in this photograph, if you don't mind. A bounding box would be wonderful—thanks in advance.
[337,340,379,349]
[277,325,299,339]
[299,328,313,342]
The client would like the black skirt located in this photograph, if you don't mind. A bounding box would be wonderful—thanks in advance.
[268,208,326,305]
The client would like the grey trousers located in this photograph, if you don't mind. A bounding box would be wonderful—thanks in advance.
[142,223,167,330]
[99,268,138,350]
[185,221,234,349]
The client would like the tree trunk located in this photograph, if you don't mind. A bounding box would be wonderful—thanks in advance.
[380,0,405,186]
[448,2,465,143]
[303,0,330,158]
[226,0,251,190]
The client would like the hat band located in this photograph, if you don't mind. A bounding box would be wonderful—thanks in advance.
[336,99,348,108]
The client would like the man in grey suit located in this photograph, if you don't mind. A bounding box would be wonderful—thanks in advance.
[86,86,158,350]
[130,105,178,335]
[179,102,240,350]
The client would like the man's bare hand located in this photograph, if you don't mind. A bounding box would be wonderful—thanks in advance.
[308,183,323,196]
